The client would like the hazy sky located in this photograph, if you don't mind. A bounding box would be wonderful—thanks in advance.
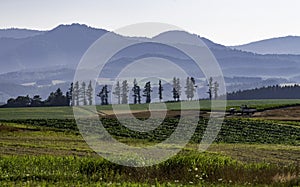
[1,0,299,45]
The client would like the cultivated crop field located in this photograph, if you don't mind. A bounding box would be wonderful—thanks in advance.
[0,99,299,186]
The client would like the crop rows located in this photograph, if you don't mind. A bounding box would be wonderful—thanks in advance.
[1,118,299,145]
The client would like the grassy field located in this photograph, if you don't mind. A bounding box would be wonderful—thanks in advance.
[0,99,300,186]
[0,119,299,185]
[1,99,300,119]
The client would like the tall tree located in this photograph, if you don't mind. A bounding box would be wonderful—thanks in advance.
[80,82,87,105]
[86,80,93,105]
[172,77,181,101]
[97,85,110,105]
[172,77,177,101]
[113,81,121,104]
[7,95,31,107]
[176,78,181,101]
[158,80,163,102]
[132,79,141,104]
[213,81,219,99]
[143,81,152,103]
[185,77,191,100]
[137,86,141,104]
[31,95,42,107]
[207,77,213,100]
[185,77,196,101]
[68,83,74,106]
[66,91,71,106]
[104,85,109,105]
[73,81,80,106]
[121,80,129,104]
[190,77,196,100]
[45,88,67,106]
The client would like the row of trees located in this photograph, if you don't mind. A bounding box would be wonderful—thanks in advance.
[207,77,220,100]
[109,79,156,105]
[4,77,220,107]
[68,81,93,106]
[96,76,215,105]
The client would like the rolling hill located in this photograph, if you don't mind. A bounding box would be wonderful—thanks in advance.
[230,36,300,55]
[0,28,44,39]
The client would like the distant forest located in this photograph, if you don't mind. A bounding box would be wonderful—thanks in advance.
[227,85,300,100]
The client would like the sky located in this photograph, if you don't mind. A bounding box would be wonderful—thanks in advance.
[1,0,300,46]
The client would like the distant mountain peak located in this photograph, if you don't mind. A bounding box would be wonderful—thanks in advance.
[153,30,227,50]
[49,23,107,33]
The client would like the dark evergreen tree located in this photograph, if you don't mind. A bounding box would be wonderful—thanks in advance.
[113,81,121,104]
[68,83,74,106]
[132,79,138,104]
[6,95,31,107]
[45,88,68,106]
[227,84,300,100]
[132,79,141,104]
[31,95,42,107]
[97,85,109,105]
[158,80,163,102]
[137,84,141,104]
[172,77,177,101]
[104,85,109,105]
[190,77,196,100]
[66,92,71,106]
[176,78,181,101]
[143,81,152,103]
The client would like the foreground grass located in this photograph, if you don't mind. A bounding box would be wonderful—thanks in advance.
[0,153,298,186]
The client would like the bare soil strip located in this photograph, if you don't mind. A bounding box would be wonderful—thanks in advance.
[253,106,300,121]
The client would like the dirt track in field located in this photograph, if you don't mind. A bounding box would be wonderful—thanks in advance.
[253,106,300,121]
[99,110,209,119]
[99,105,300,121]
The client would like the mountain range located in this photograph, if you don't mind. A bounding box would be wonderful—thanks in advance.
[230,36,300,55]
[0,23,300,102]
[0,28,44,39]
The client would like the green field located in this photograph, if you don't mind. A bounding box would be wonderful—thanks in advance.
[0,99,300,186]
[0,119,299,186]
[1,99,300,120]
